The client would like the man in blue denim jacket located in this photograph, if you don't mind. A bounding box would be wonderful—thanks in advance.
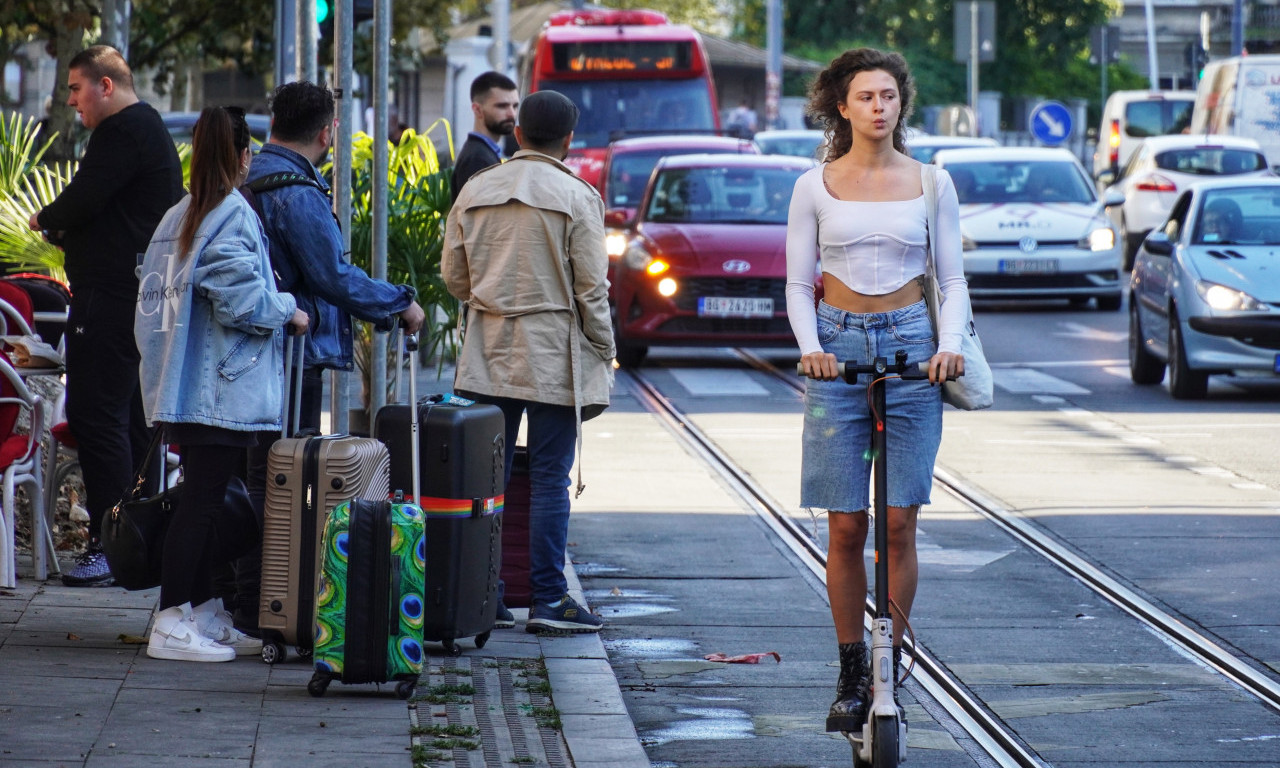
[232,81,423,633]
[247,80,424,429]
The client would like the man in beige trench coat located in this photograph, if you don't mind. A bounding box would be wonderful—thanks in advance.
[443,90,615,633]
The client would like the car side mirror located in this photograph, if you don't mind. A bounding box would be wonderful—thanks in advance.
[1143,230,1174,256]
[605,208,634,228]
[1102,189,1125,207]
[1096,168,1116,187]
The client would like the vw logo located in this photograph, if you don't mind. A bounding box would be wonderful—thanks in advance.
[1017,236,1039,253]
[722,259,751,274]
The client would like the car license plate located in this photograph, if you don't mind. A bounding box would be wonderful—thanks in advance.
[698,296,774,318]
[999,258,1059,274]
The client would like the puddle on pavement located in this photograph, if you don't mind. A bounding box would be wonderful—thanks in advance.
[587,588,678,619]
[574,562,626,576]
[641,706,754,746]
[605,637,699,658]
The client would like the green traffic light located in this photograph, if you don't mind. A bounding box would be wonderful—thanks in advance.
[316,0,330,24]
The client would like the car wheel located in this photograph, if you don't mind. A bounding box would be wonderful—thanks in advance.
[1121,216,1142,271]
[1096,293,1123,311]
[1128,301,1164,385]
[616,345,648,369]
[1167,308,1208,399]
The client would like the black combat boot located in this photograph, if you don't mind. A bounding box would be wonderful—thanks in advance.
[826,641,871,732]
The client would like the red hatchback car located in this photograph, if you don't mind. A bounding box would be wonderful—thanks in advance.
[612,153,816,367]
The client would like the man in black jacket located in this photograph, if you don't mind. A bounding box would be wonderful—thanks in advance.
[450,71,519,202]
[29,45,183,586]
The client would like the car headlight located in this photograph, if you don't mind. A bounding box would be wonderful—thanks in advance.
[624,243,652,271]
[961,233,977,251]
[1195,280,1270,311]
[1078,226,1116,251]
[605,230,629,260]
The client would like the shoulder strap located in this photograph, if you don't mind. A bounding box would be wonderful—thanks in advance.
[920,163,939,277]
[246,171,325,195]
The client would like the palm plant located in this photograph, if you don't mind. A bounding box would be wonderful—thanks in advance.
[0,113,72,280]
[346,121,457,407]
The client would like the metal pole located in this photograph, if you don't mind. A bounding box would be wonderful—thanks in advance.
[969,0,979,117]
[493,0,511,75]
[1101,27,1110,106]
[1144,0,1159,90]
[276,0,298,86]
[1232,0,1245,56]
[330,0,354,435]
[297,0,317,84]
[766,0,782,130]
[370,0,390,416]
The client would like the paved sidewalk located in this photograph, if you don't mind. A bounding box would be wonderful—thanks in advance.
[0,554,648,767]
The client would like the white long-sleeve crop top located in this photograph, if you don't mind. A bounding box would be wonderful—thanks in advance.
[785,164,970,356]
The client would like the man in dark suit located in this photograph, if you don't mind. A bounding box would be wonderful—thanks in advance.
[451,71,519,202]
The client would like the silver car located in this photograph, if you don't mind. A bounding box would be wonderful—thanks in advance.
[1129,177,1280,398]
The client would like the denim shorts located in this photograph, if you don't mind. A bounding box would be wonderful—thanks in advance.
[801,300,943,512]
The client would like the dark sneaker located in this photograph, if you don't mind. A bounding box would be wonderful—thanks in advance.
[526,594,603,634]
[61,546,115,587]
[494,601,516,629]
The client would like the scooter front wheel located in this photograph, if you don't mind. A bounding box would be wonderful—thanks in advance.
[871,714,899,767]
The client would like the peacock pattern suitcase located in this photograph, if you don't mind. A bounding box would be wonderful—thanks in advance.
[308,497,425,699]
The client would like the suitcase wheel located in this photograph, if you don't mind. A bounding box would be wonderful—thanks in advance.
[261,641,287,665]
[441,639,463,657]
[474,631,490,650]
[307,672,331,697]
[396,680,416,700]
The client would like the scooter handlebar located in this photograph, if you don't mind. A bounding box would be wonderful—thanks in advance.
[795,360,960,381]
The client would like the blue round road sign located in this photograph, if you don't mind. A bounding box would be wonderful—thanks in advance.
[1029,101,1073,146]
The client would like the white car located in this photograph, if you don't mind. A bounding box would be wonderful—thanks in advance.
[752,129,826,161]
[1105,134,1271,270]
[905,131,998,164]
[933,146,1126,310]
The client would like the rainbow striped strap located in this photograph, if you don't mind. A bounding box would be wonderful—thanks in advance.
[416,494,505,518]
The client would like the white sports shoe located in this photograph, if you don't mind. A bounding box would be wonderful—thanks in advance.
[192,598,263,656]
[147,603,236,663]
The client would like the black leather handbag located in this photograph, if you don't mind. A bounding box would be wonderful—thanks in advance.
[101,432,257,591]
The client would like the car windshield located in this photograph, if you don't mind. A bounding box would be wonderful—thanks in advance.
[1155,147,1266,176]
[756,135,824,159]
[540,79,716,149]
[945,160,1096,204]
[644,165,806,224]
[606,148,740,208]
[1194,187,1280,245]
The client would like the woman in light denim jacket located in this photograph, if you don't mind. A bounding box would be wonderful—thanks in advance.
[135,107,308,663]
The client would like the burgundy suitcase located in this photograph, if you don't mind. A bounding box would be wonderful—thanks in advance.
[499,446,531,608]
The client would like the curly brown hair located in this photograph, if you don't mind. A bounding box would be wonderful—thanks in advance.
[806,48,915,161]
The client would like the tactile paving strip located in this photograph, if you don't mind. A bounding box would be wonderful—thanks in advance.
[410,656,570,768]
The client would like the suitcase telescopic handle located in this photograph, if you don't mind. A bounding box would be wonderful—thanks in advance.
[282,333,305,440]
[404,332,421,505]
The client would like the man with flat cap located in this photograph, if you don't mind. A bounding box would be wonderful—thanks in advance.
[443,90,615,634]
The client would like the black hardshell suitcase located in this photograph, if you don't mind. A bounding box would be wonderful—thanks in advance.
[258,338,391,664]
[374,391,505,656]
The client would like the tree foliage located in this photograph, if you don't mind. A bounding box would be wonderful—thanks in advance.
[733,0,1143,124]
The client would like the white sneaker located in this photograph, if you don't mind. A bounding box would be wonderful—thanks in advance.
[192,598,263,656]
[147,603,236,662]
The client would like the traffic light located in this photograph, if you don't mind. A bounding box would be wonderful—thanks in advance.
[318,0,333,41]
[1185,42,1208,84]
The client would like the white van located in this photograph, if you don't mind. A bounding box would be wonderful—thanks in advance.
[1190,55,1280,171]
[1092,90,1196,182]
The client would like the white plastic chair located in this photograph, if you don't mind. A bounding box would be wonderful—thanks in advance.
[0,356,49,588]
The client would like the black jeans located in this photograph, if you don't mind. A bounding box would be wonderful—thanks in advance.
[160,442,244,610]
[65,288,154,542]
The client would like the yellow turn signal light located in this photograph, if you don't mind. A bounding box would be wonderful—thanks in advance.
[646,260,670,276]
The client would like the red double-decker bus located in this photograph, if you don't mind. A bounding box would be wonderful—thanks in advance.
[522,8,721,187]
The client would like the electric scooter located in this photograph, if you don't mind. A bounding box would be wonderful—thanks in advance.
[800,349,949,768]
